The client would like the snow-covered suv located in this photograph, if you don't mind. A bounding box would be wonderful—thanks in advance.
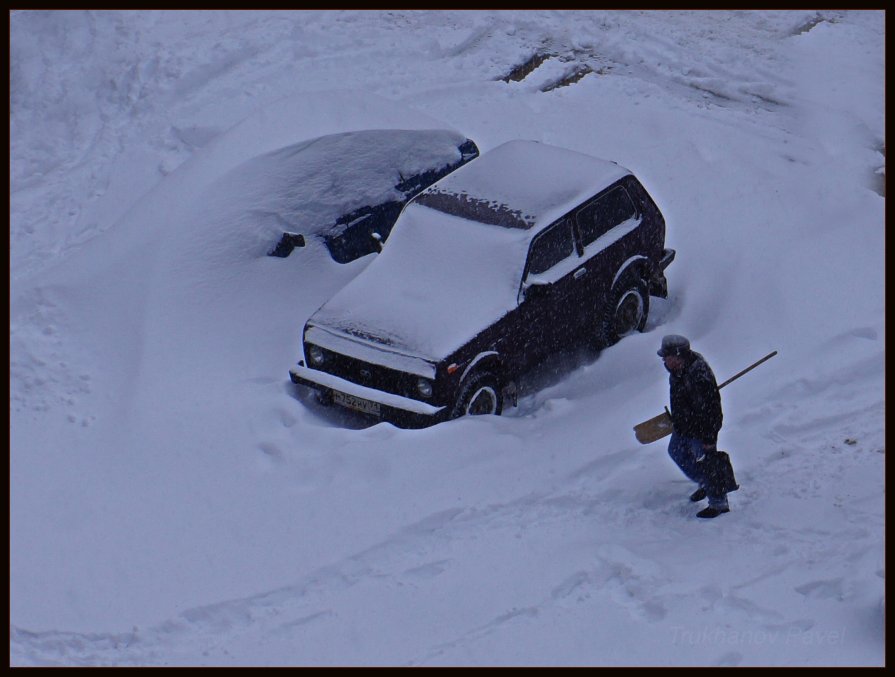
[290,140,674,426]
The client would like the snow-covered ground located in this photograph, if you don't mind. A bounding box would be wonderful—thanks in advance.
[10,10,885,666]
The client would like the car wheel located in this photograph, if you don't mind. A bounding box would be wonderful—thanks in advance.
[600,277,649,347]
[450,371,503,419]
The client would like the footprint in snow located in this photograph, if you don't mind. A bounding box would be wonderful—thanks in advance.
[551,570,590,602]
[795,578,846,600]
[402,559,451,582]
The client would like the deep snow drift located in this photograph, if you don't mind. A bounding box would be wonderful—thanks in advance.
[10,10,885,666]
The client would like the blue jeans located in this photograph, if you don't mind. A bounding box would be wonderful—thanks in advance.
[668,432,728,508]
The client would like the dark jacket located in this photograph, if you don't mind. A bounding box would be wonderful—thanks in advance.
[669,350,723,445]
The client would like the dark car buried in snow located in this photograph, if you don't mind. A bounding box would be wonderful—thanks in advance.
[265,129,478,263]
[290,140,675,427]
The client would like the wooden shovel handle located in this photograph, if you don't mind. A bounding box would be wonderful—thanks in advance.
[717,351,778,390]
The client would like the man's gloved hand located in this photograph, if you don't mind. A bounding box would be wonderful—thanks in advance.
[696,442,716,463]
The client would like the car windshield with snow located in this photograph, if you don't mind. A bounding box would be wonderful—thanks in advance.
[264,129,478,263]
[290,140,675,426]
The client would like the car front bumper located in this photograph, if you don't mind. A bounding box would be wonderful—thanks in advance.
[289,364,447,425]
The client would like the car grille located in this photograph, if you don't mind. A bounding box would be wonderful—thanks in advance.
[308,344,422,400]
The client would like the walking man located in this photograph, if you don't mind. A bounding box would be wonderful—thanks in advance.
[657,335,737,518]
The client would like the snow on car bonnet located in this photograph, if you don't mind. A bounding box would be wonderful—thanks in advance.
[309,202,532,361]
[414,139,631,231]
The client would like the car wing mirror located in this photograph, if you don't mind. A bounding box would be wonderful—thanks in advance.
[521,275,552,303]
[268,232,306,258]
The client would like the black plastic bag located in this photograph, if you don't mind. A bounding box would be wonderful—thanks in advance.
[699,450,739,495]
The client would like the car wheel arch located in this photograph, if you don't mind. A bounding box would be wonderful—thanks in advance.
[458,350,502,384]
[611,255,649,291]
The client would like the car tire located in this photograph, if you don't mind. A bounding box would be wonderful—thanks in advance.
[600,276,650,347]
[450,371,503,419]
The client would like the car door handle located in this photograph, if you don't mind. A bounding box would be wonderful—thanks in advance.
[574,267,588,279]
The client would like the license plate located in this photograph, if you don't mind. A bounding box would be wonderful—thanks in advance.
[333,390,381,416]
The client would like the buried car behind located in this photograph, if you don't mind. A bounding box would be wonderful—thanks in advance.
[263,129,478,263]
[290,140,675,426]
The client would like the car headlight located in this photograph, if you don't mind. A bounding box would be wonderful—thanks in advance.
[416,378,433,399]
[308,344,325,367]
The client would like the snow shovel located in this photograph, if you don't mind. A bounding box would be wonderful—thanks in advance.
[633,350,778,444]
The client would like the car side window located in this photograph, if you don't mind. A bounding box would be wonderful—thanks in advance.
[527,219,576,275]
[576,186,638,248]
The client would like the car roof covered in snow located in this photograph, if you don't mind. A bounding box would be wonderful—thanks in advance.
[412,139,631,233]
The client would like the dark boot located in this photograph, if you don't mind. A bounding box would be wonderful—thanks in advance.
[697,506,730,519]
[689,487,706,502]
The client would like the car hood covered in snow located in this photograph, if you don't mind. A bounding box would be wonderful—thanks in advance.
[308,202,533,362]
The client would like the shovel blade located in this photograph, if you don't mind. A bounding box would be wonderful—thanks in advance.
[633,411,673,444]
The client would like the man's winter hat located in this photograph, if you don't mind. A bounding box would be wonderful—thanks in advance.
[657,334,691,357]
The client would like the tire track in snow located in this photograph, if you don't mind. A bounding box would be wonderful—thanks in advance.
[11,428,880,666]
[10,455,847,665]
[8,489,628,664]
